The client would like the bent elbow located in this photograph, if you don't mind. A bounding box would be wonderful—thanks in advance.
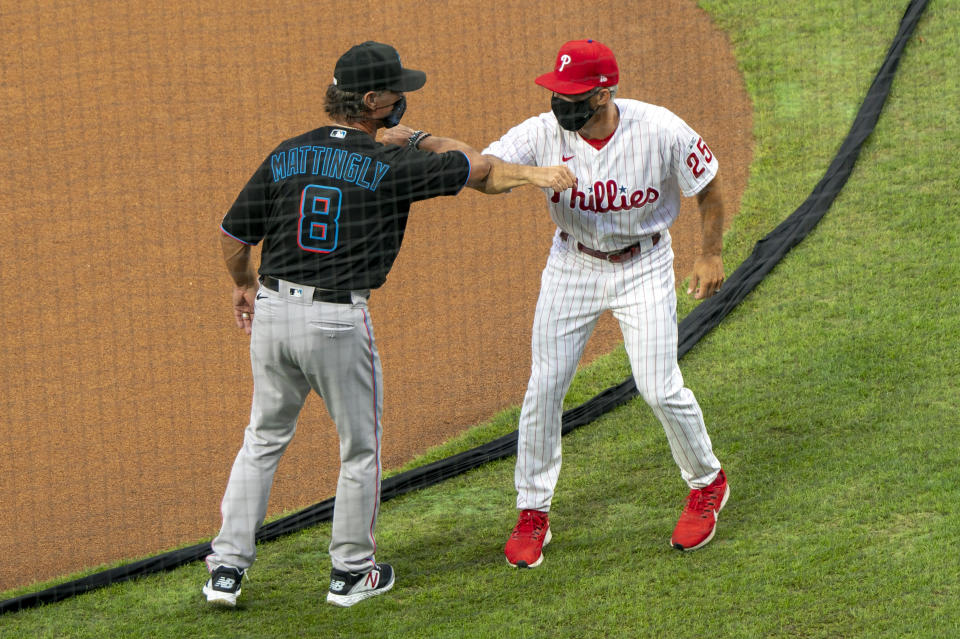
[465,153,493,190]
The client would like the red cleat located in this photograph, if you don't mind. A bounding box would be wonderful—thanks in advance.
[505,509,552,568]
[671,469,729,551]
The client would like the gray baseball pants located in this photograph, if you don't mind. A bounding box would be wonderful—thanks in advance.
[209,279,382,575]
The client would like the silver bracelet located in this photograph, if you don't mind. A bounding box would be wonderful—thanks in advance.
[408,130,432,149]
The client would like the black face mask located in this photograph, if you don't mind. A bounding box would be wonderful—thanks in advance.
[551,90,599,131]
[381,95,406,128]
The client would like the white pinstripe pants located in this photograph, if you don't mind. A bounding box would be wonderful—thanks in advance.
[515,230,721,512]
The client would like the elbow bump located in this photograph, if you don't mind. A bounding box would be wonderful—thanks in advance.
[475,154,493,178]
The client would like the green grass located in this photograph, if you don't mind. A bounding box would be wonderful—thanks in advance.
[4,1,960,637]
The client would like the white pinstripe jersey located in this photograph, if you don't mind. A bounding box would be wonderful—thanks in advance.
[483,98,717,252]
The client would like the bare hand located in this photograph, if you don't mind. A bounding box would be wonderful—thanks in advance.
[688,254,725,299]
[232,284,257,335]
[532,165,576,192]
[379,124,416,147]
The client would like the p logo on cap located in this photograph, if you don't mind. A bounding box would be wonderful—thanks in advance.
[536,39,619,95]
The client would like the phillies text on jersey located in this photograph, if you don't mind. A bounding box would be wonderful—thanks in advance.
[483,98,717,252]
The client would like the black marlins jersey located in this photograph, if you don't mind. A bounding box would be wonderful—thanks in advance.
[221,126,471,291]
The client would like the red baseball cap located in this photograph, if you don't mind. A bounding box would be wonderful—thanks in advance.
[535,39,619,95]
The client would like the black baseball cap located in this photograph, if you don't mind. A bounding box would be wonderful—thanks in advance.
[333,41,427,93]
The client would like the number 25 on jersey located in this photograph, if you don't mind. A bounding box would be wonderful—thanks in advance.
[686,137,713,179]
[298,185,341,253]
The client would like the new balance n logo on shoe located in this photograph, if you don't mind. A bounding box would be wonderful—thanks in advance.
[364,572,379,588]
[214,575,236,590]
[326,563,395,608]
[202,565,244,607]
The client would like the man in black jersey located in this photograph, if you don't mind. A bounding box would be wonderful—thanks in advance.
[203,41,574,608]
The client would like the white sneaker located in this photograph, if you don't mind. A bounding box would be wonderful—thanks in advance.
[202,565,245,606]
[326,563,395,607]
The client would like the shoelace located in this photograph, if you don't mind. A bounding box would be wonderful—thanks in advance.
[685,487,718,518]
[511,511,547,539]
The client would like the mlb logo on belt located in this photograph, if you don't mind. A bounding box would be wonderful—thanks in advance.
[289,287,304,297]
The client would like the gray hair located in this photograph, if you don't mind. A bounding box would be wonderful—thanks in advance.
[324,84,387,121]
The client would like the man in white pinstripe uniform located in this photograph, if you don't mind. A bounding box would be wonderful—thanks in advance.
[482,39,730,567]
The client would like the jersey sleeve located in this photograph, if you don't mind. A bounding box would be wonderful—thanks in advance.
[386,146,472,203]
[481,115,547,166]
[669,116,719,197]
[220,157,273,245]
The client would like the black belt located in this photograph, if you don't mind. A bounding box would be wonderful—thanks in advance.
[559,231,661,263]
[260,276,360,305]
